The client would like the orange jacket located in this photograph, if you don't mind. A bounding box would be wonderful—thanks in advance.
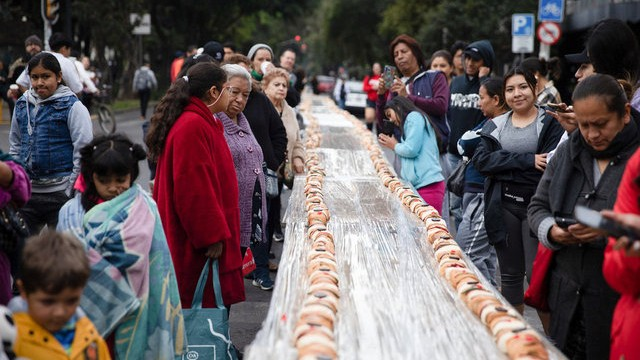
[13,312,110,360]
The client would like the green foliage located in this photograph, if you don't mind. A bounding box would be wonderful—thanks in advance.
[379,0,538,73]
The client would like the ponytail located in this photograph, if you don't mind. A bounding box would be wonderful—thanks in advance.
[146,62,227,161]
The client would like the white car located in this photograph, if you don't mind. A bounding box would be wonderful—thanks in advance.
[344,79,367,116]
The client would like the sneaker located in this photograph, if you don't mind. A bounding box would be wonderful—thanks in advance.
[252,277,274,291]
[273,232,284,242]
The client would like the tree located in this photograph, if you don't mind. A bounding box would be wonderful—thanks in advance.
[379,0,538,73]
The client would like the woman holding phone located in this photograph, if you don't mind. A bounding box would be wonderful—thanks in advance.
[375,35,450,153]
[528,74,640,358]
[378,96,444,212]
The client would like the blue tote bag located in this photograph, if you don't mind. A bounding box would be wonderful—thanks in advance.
[182,259,238,360]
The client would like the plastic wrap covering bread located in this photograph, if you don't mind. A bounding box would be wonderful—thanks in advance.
[244,96,566,360]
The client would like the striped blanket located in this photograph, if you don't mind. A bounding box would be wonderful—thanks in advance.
[60,184,186,359]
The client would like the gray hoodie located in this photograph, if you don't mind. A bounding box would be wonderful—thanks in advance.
[9,85,93,194]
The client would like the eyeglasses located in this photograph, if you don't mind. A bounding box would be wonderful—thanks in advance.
[226,86,250,100]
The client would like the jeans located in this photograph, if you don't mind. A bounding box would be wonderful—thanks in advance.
[20,190,70,235]
[455,192,497,286]
[446,153,463,230]
[494,200,538,306]
[250,237,270,282]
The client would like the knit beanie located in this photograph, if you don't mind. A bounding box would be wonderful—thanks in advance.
[24,35,43,48]
[247,43,274,61]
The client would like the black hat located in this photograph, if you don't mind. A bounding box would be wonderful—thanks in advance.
[565,49,589,64]
[49,32,73,50]
[202,41,224,62]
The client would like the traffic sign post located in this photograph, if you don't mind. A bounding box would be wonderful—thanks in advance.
[536,21,562,60]
[537,22,561,45]
[538,0,565,22]
[512,13,535,54]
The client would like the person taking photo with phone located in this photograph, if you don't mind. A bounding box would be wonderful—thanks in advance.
[378,96,445,212]
[528,74,640,359]
[375,35,450,163]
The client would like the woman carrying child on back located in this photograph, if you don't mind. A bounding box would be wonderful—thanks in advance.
[57,134,185,359]
[378,96,445,213]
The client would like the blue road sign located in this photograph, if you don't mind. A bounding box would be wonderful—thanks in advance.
[512,14,535,36]
[538,0,564,22]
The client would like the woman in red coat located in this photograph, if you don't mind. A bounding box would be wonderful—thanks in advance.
[146,62,245,308]
[602,147,640,360]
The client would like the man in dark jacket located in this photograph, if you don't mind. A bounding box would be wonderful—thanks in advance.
[446,39,495,227]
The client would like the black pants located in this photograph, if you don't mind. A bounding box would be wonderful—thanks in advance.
[266,181,283,252]
[20,190,70,235]
[138,88,151,118]
[494,198,538,306]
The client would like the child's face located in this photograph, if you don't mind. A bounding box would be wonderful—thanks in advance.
[93,173,131,201]
[29,64,61,99]
[21,287,83,333]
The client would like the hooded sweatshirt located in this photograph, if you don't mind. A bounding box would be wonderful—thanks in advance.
[447,40,495,154]
[9,85,93,194]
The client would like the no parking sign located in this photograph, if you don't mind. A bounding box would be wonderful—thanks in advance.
[537,21,562,45]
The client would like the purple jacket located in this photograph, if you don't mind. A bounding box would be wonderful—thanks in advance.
[376,69,450,146]
[0,159,31,305]
[217,112,268,248]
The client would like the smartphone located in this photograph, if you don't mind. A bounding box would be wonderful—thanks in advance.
[546,103,569,113]
[383,65,396,86]
[554,216,578,229]
[574,205,639,240]
[381,119,395,136]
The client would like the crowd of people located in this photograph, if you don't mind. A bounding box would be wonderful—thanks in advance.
[0,34,308,359]
[0,17,638,360]
[360,18,640,360]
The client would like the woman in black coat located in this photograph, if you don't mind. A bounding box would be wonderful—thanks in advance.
[528,74,640,359]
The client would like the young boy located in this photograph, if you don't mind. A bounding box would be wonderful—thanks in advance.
[9,231,110,359]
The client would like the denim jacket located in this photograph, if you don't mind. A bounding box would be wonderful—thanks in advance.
[10,85,92,193]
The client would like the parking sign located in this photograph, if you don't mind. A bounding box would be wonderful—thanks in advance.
[538,0,564,22]
[512,14,534,36]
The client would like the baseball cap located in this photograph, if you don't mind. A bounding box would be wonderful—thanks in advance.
[565,49,589,64]
[202,41,224,63]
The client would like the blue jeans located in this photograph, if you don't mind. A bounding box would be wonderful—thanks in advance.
[456,192,497,286]
[250,239,270,282]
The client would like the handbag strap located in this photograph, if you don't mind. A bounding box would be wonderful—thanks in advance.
[191,258,226,310]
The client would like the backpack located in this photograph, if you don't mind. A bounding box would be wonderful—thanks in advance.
[134,69,151,91]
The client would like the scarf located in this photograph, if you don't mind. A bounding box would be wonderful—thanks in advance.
[251,69,263,81]
[577,109,640,159]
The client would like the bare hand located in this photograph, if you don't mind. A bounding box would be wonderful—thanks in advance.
[479,66,491,78]
[205,242,224,259]
[546,106,577,134]
[377,77,388,95]
[567,223,604,242]
[601,210,640,256]
[534,153,548,171]
[549,225,581,245]
[378,134,398,150]
[390,78,407,97]
[601,210,640,233]
[293,157,305,174]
